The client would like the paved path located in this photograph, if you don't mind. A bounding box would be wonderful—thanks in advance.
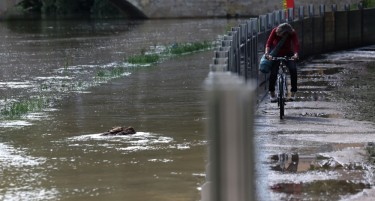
[254,46,375,201]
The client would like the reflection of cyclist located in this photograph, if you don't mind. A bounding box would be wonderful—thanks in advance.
[265,23,300,101]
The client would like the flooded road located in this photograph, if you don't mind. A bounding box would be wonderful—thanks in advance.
[0,19,238,200]
[255,47,375,201]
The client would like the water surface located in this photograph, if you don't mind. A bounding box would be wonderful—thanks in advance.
[0,18,239,201]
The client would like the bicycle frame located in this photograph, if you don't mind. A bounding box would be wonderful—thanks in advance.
[273,57,292,119]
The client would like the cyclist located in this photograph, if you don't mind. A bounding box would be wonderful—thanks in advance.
[265,23,300,102]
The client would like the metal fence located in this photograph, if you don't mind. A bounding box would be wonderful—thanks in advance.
[202,3,375,201]
[210,3,375,102]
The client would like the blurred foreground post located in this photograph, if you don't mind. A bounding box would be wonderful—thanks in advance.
[201,72,256,201]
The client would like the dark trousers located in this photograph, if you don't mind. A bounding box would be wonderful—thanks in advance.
[268,59,297,92]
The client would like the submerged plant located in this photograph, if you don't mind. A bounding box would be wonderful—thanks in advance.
[125,41,213,66]
[96,67,128,79]
[0,97,49,119]
[165,41,212,55]
[127,54,160,64]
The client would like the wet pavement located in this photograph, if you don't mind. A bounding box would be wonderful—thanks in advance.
[255,46,375,201]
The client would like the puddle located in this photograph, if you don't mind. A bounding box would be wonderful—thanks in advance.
[268,145,374,201]
[271,180,369,201]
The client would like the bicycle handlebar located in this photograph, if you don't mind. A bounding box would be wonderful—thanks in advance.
[271,56,295,61]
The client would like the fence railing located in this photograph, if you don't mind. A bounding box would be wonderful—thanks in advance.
[203,3,375,201]
[210,3,375,102]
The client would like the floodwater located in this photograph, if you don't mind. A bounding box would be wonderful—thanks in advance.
[0,19,240,201]
[2,17,375,201]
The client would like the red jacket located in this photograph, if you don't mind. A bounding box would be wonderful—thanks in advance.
[266,28,300,56]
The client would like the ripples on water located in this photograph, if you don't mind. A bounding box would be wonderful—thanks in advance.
[0,19,236,200]
[0,142,58,201]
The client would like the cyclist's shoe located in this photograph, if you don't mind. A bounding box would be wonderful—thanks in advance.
[270,91,277,103]
[289,92,297,101]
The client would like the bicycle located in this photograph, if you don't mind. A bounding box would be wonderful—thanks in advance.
[272,56,294,119]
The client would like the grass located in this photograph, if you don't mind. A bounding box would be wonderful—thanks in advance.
[363,0,375,8]
[351,0,375,9]
[0,97,48,119]
[165,41,212,55]
[125,41,213,65]
[96,67,127,78]
[127,54,160,64]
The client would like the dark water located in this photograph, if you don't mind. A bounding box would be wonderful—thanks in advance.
[0,19,239,200]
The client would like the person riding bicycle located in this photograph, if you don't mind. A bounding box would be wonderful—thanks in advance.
[265,23,300,102]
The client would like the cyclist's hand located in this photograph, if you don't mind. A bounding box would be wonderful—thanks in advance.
[291,53,299,60]
[265,54,272,60]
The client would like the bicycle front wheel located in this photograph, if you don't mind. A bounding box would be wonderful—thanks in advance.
[278,76,285,119]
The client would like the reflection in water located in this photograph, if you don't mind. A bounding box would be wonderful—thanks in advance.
[268,150,372,201]
[271,180,369,201]
[270,153,299,173]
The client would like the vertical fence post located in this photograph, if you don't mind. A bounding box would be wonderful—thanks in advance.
[240,23,248,80]
[344,4,350,11]
[332,4,337,49]
[308,4,315,55]
[308,4,314,17]
[246,20,252,79]
[344,4,350,49]
[223,35,231,71]
[359,2,364,45]
[319,4,325,16]
[260,15,267,32]
[320,4,325,52]
[298,6,305,58]
[231,27,240,75]
[298,6,304,20]
[275,10,280,25]
[222,37,233,71]
[287,8,294,22]
[281,9,287,22]
[201,72,256,201]
[251,18,259,81]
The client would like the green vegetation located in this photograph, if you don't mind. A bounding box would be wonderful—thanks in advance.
[351,0,375,9]
[127,54,160,64]
[125,41,213,66]
[96,67,127,78]
[165,41,212,55]
[1,97,49,119]
[362,0,375,8]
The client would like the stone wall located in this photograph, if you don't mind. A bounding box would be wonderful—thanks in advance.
[138,0,363,18]
[0,0,365,19]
